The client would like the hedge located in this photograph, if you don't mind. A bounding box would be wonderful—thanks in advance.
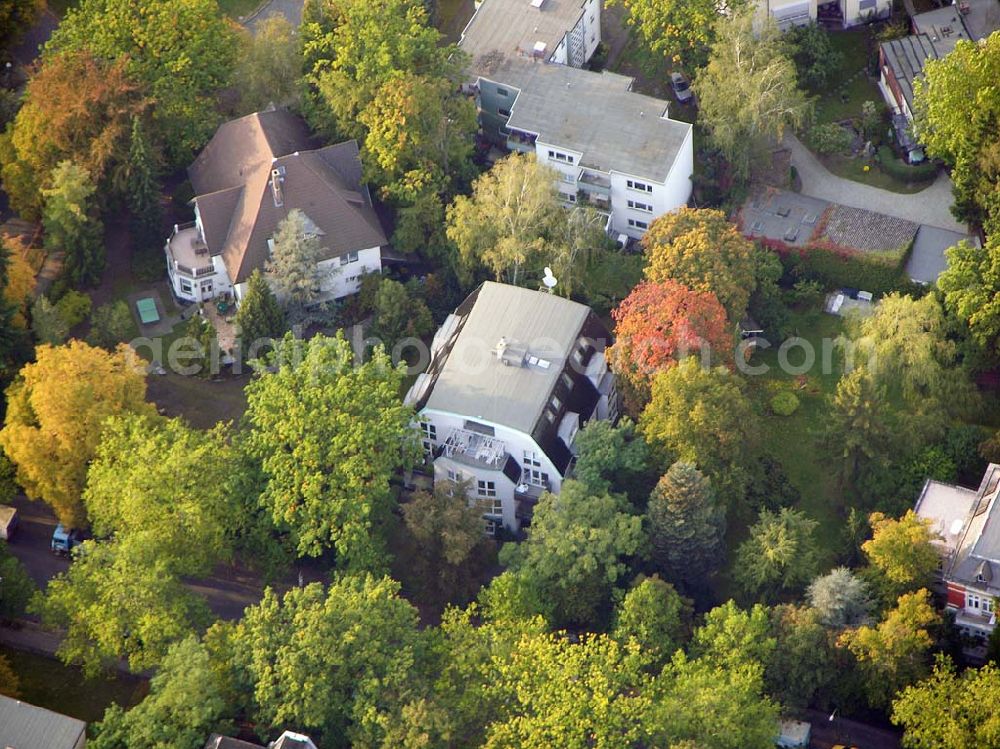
[877,146,938,183]
[762,238,917,296]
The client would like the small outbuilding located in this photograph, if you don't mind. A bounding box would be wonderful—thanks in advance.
[776,719,812,748]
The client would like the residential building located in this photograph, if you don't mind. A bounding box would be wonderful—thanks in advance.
[165,108,386,305]
[879,8,972,122]
[404,282,618,534]
[204,731,318,749]
[472,58,693,240]
[459,0,602,69]
[759,0,889,29]
[0,695,87,749]
[914,464,1000,646]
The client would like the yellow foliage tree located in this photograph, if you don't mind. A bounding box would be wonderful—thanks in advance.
[2,236,36,329]
[0,341,154,527]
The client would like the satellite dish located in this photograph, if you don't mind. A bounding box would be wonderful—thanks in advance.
[542,266,558,291]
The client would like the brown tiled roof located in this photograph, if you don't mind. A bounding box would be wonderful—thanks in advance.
[188,109,387,285]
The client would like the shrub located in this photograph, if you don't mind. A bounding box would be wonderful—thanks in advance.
[87,300,137,349]
[808,122,853,156]
[55,290,92,328]
[774,242,915,296]
[770,391,800,416]
[877,146,938,183]
[788,23,843,91]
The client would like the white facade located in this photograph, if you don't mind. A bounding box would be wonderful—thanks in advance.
[168,216,381,307]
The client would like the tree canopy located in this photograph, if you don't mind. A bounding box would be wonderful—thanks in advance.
[244,333,418,568]
[938,237,1000,357]
[735,508,819,602]
[0,341,153,526]
[862,511,941,601]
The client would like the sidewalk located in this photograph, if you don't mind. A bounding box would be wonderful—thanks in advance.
[783,133,967,234]
[0,620,148,677]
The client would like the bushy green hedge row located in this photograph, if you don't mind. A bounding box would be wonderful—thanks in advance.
[877,146,938,183]
[764,239,921,296]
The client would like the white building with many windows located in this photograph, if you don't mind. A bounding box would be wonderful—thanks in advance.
[164,108,386,305]
[405,282,619,534]
[472,59,693,240]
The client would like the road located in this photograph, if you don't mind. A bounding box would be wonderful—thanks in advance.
[6,495,269,621]
[803,709,902,749]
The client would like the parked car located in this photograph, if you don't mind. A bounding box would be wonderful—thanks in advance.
[670,72,693,104]
[0,505,18,541]
[51,524,81,555]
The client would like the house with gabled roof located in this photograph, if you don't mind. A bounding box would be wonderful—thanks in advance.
[164,108,386,305]
[0,695,87,749]
[404,282,618,534]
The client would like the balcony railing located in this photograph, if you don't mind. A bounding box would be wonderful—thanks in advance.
[441,428,508,470]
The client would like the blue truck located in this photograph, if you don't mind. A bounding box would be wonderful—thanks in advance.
[50,524,80,555]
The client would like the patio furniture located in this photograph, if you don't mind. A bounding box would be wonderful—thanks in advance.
[136,297,160,325]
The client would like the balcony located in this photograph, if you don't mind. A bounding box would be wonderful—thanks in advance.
[506,130,537,154]
[577,190,611,211]
[578,170,611,195]
[441,428,509,470]
[166,223,215,278]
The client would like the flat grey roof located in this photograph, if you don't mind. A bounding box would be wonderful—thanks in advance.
[423,282,589,433]
[915,478,978,553]
[0,695,86,749]
[481,59,691,179]
[906,225,969,284]
[460,0,586,62]
[912,6,973,53]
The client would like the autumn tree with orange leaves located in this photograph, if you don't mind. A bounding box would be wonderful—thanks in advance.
[608,279,731,407]
[643,207,756,323]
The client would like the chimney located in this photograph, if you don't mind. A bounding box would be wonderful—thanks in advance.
[495,337,509,361]
[271,168,284,207]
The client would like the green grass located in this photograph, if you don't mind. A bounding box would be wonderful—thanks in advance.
[1,646,147,723]
[819,153,934,194]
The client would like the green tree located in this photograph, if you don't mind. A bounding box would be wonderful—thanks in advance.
[123,116,163,253]
[839,589,940,709]
[235,269,286,360]
[86,301,136,350]
[612,576,692,668]
[642,207,757,322]
[235,16,301,112]
[607,0,749,68]
[42,160,105,287]
[691,600,776,673]
[0,341,155,527]
[0,544,36,619]
[397,481,496,607]
[231,576,422,746]
[735,508,819,601]
[303,0,455,139]
[913,33,1000,230]
[47,0,238,165]
[938,237,1000,358]
[694,9,811,181]
[34,540,210,675]
[370,278,434,345]
[826,367,894,484]
[30,295,69,346]
[639,358,754,506]
[647,461,725,590]
[892,657,1000,749]
[83,415,238,574]
[572,418,650,497]
[179,314,218,378]
[862,511,940,601]
[90,636,233,749]
[265,209,322,312]
[787,22,843,91]
[360,70,477,204]
[807,567,873,628]
[499,479,646,627]
[244,333,418,567]
[766,604,838,710]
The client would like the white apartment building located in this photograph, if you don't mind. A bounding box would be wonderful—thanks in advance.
[164,109,386,306]
[405,282,619,535]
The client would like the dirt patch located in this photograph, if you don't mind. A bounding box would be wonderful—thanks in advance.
[146,370,250,429]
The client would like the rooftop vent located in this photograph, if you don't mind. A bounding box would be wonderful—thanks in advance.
[533,40,547,57]
[530,0,545,7]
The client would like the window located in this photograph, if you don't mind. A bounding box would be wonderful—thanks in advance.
[627,199,653,213]
[340,251,359,265]
[447,468,463,483]
[523,450,541,468]
[547,150,574,164]
[545,409,555,423]
[628,218,649,230]
[560,372,573,389]
[589,14,594,22]
[497,87,509,97]
[491,497,503,515]
[967,593,992,613]
[181,280,193,294]
[979,573,987,582]
[420,422,437,441]
[498,107,511,117]
[477,480,497,498]
[627,179,653,193]
[562,192,576,203]
[550,394,562,410]
[202,282,213,294]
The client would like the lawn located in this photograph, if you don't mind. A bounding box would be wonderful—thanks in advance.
[1,646,147,723]
[818,152,934,194]
[812,31,881,125]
